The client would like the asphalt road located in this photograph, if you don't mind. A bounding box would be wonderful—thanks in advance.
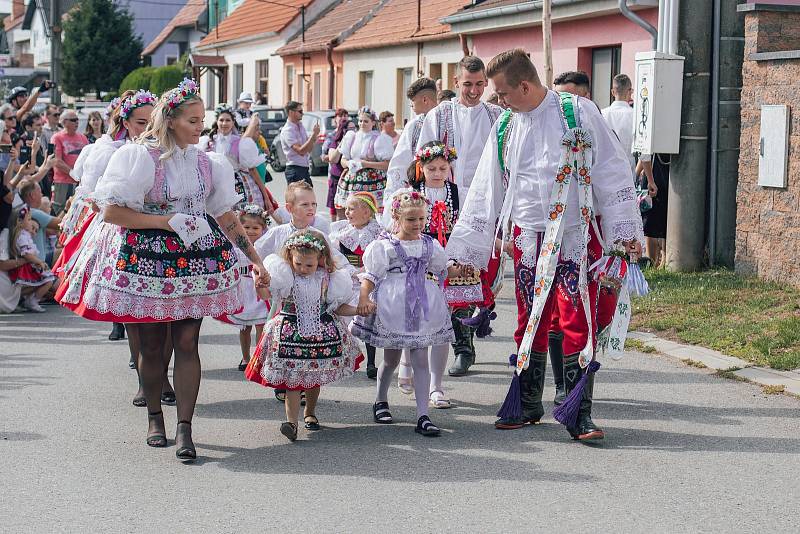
[1,170,799,532]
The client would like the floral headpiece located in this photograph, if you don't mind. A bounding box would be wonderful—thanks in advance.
[164,78,199,111]
[104,97,122,120]
[239,204,269,224]
[358,106,377,122]
[415,143,457,163]
[390,188,429,213]
[284,232,327,252]
[215,104,234,118]
[121,90,157,120]
[349,191,378,214]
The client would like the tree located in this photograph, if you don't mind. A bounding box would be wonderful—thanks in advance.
[149,66,185,95]
[119,67,156,93]
[62,0,143,96]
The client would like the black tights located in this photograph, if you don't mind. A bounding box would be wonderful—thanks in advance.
[138,319,202,423]
[127,324,173,391]
[366,344,376,367]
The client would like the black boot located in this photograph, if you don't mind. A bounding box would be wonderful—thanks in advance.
[494,351,546,429]
[109,322,126,341]
[448,306,476,377]
[562,353,604,441]
[549,332,566,405]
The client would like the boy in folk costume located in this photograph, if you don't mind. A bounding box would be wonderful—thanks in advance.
[446,49,643,440]
[416,56,504,377]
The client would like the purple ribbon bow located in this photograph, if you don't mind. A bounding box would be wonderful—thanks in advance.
[390,236,433,332]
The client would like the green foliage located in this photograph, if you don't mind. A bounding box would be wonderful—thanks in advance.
[62,0,144,96]
[149,66,186,95]
[119,67,156,93]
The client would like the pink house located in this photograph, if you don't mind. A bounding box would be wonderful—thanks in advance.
[443,0,659,108]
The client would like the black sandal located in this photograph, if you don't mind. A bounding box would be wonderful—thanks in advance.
[280,421,298,441]
[275,389,286,402]
[146,411,167,447]
[300,390,306,407]
[415,415,441,437]
[304,415,321,431]
[373,402,393,424]
[161,391,176,406]
[132,392,147,407]
[237,359,249,372]
[175,421,196,462]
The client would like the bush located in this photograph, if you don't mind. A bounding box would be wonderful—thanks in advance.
[119,66,156,93]
[149,65,186,95]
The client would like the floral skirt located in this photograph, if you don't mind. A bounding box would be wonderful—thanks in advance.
[334,168,386,210]
[245,306,363,390]
[9,263,55,287]
[234,169,265,210]
[59,217,242,323]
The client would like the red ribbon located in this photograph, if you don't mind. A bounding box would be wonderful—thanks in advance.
[430,200,449,246]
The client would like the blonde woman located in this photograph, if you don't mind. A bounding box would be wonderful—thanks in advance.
[59,79,269,462]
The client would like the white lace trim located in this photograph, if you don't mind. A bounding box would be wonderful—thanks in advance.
[331,219,382,253]
[514,229,540,268]
[611,218,645,244]
[293,273,323,337]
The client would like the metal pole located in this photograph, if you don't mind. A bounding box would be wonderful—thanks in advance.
[542,0,553,87]
[301,5,305,42]
[50,0,61,104]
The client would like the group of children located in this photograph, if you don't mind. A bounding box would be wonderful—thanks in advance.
[221,140,474,440]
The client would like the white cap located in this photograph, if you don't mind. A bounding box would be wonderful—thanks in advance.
[238,91,254,103]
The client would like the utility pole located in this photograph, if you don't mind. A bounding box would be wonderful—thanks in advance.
[50,0,62,104]
[542,0,553,86]
[665,0,713,270]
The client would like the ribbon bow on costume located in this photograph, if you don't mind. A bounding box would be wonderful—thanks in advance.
[391,237,431,332]
[430,200,449,247]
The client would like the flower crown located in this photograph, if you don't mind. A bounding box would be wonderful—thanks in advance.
[104,97,122,120]
[121,90,157,120]
[164,78,199,111]
[284,232,327,252]
[215,104,234,118]
[239,204,269,223]
[390,188,429,212]
[416,144,457,163]
[358,106,377,121]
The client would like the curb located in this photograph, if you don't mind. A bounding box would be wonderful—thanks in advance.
[627,331,800,397]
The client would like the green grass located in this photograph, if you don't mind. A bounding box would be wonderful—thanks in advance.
[631,269,800,371]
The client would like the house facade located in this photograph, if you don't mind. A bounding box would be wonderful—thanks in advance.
[336,0,468,124]
[142,2,208,67]
[443,0,659,108]
[192,0,336,109]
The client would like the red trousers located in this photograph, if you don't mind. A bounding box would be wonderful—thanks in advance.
[512,225,618,355]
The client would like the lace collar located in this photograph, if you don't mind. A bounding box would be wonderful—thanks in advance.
[332,218,382,253]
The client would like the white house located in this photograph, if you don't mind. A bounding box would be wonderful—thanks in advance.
[191,0,336,109]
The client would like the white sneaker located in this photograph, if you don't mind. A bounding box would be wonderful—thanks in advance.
[24,296,46,313]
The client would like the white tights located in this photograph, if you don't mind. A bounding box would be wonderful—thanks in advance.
[377,348,430,418]
[398,345,450,395]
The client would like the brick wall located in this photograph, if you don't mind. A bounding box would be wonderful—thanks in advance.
[736,9,800,284]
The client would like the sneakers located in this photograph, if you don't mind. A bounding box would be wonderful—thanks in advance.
[23,295,45,313]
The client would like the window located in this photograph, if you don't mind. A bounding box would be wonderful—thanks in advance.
[359,71,373,108]
[446,62,459,89]
[165,56,177,66]
[591,46,621,109]
[313,72,321,111]
[396,68,413,124]
[429,63,442,84]
[286,64,295,101]
[297,73,305,106]
[233,63,243,103]
[257,59,269,99]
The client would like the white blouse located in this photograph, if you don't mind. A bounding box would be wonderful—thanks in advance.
[254,221,349,271]
[76,136,126,195]
[329,218,383,253]
[264,254,354,313]
[340,130,394,162]
[361,237,448,283]
[94,143,239,218]
[197,134,265,171]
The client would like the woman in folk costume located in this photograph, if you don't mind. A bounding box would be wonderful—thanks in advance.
[198,105,276,213]
[60,79,269,461]
[446,50,643,441]
[334,106,394,211]
[327,191,383,378]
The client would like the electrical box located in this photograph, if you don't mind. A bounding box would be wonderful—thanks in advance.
[758,105,789,188]
[632,51,685,155]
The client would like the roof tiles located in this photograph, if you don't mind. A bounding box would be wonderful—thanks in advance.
[143,1,207,56]
[197,0,308,48]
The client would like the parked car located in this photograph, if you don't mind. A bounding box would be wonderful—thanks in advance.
[252,105,287,149]
[269,109,357,176]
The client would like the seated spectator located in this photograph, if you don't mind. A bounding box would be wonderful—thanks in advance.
[0,226,24,313]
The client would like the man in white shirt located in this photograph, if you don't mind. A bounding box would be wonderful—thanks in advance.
[601,74,636,175]
[280,100,319,186]
[417,56,504,377]
[447,49,643,439]
[381,77,438,227]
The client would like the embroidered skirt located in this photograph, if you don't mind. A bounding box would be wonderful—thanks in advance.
[234,169,265,210]
[59,217,242,323]
[334,168,387,210]
[245,301,363,390]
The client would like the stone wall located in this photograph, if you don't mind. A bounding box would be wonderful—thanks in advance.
[736,7,800,284]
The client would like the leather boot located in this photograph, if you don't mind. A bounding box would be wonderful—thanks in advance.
[562,353,604,441]
[549,332,566,405]
[494,351,546,429]
[448,306,476,377]
[109,322,126,341]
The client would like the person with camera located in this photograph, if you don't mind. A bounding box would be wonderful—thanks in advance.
[50,109,89,215]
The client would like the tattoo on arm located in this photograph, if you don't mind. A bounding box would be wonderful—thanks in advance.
[225,221,237,232]
[234,233,250,252]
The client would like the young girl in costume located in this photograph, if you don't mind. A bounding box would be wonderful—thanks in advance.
[218,204,272,371]
[352,188,471,436]
[246,228,363,442]
[9,206,56,312]
[328,191,383,378]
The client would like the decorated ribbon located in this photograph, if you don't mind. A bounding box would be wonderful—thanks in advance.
[390,235,432,332]
[514,92,596,372]
[430,200,449,247]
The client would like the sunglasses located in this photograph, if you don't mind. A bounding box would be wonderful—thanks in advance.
[63,118,79,122]
[3,116,16,120]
